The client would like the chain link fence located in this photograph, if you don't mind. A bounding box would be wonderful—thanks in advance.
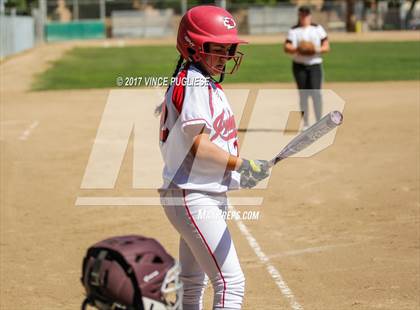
[1,0,419,56]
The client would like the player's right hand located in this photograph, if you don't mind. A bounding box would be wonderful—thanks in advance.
[237,159,270,189]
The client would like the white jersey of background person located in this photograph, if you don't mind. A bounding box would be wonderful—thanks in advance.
[286,23,328,65]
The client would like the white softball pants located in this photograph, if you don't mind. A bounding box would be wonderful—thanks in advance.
[160,189,245,310]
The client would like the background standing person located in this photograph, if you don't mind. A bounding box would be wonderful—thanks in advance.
[284,5,330,129]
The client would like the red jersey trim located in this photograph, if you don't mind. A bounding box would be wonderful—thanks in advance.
[215,82,223,90]
[182,189,226,307]
[208,84,214,117]
[171,68,188,114]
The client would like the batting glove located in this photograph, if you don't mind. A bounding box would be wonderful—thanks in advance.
[237,159,270,189]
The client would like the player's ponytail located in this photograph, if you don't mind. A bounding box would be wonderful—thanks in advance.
[155,55,185,116]
[172,55,184,77]
[166,55,185,93]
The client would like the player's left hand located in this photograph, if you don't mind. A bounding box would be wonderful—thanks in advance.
[237,159,270,188]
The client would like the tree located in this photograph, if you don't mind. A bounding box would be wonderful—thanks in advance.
[346,0,356,32]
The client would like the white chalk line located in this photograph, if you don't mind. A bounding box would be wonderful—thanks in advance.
[0,120,31,140]
[268,243,357,259]
[229,204,303,310]
[19,121,39,141]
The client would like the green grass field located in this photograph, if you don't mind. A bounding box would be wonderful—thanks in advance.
[33,41,420,90]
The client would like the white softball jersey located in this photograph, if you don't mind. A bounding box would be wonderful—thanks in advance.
[286,23,328,65]
[159,64,240,193]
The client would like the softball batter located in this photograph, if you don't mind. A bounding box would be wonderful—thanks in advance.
[159,5,269,310]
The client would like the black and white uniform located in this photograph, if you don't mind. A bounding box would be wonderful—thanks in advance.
[286,23,328,125]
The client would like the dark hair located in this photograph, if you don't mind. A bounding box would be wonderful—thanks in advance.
[298,6,311,15]
[165,55,185,93]
[154,55,185,116]
[297,6,311,26]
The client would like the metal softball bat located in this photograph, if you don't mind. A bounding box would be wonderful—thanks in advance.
[268,111,343,167]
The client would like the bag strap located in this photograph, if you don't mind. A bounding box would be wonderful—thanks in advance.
[83,247,144,310]
[90,250,108,286]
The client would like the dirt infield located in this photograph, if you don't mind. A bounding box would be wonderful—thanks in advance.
[1,39,419,310]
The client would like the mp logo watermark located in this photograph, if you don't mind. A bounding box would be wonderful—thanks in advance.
[75,88,345,209]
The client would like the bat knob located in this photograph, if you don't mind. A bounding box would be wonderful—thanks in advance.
[330,111,343,125]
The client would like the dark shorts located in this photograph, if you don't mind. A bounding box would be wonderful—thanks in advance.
[292,62,323,89]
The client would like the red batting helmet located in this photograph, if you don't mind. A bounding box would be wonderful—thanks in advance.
[177,5,247,74]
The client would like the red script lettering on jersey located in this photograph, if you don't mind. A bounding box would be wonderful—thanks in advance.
[211,110,237,141]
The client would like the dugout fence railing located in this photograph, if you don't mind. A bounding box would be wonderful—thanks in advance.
[0,13,35,59]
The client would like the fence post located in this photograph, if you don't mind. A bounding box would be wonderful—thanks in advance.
[181,0,187,15]
[39,0,46,43]
[0,0,5,15]
[100,0,106,21]
[73,0,79,21]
